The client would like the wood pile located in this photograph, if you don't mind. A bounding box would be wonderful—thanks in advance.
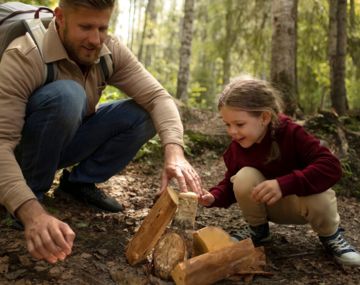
[125,188,271,285]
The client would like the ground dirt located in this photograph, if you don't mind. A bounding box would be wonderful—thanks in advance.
[1,110,360,285]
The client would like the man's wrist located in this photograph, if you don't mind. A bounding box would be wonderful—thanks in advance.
[164,143,184,155]
[15,199,46,225]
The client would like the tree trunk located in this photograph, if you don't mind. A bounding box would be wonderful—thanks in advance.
[138,0,157,67]
[329,0,348,115]
[222,0,233,86]
[176,0,195,103]
[271,0,298,116]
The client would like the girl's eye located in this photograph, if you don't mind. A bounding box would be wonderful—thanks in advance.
[236,123,244,127]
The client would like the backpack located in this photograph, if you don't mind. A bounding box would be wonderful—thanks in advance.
[0,2,113,85]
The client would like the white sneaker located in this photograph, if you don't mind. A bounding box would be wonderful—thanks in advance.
[320,228,360,266]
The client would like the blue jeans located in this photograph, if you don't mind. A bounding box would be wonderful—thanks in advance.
[15,80,156,198]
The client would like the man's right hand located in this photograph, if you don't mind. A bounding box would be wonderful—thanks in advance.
[16,199,75,264]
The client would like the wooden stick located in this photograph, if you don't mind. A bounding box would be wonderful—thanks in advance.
[126,187,178,265]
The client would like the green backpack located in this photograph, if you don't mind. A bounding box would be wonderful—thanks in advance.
[0,2,113,84]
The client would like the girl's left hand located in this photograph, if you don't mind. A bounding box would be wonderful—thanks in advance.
[251,179,282,205]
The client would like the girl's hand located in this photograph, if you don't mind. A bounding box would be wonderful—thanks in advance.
[198,190,215,206]
[251,179,282,206]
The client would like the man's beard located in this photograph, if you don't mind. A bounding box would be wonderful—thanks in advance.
[63,27,101,66]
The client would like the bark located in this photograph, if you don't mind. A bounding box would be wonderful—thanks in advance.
[138,0,157,67]
[329,0,348,115]
[176,0,195,103]
[271,0,298,116]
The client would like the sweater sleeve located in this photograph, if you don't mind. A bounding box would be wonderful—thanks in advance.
[208,147,237,208]
[277,124,342,197]
[0,37,44,215]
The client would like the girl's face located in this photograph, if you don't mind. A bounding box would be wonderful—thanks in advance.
[220,106,271,148]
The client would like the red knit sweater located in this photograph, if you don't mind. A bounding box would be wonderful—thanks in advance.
[209,115,342,208]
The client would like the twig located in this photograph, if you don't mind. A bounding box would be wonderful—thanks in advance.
[273,251,316,259]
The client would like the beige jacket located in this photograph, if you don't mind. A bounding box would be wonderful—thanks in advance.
[0,20,183,215]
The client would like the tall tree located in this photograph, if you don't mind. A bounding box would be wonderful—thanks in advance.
[271,0,298,116]
[328,0,347,115]
[138,0,158,67]
[176,0,195,103]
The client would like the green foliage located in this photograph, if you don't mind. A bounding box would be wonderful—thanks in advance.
[99,86,126,103]
[134,136,162,161]
[18,0,57,8]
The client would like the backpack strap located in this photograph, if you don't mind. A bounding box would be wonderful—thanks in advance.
[99,53,114,82]
[23,18,56,84]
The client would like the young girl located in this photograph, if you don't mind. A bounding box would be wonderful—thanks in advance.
[199,76,360,266]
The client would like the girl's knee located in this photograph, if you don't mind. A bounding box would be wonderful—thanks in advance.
[232,167,265,198]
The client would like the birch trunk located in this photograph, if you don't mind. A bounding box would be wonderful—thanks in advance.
[271,0,298,116]
[176,0,195,103]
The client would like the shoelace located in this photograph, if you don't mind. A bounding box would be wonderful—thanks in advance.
[232,224,257,240]
[326,235,355,255]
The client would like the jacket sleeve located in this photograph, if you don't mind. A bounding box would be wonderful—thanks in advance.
[277,124,342,197]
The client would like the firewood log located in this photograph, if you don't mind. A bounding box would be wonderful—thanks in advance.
[126,187,178,265]
[171,240,261,285]
[152,192,198,280]
[152,232,186,280]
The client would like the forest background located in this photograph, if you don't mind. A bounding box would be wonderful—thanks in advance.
[1,1,360,284]
[5,0,360,115]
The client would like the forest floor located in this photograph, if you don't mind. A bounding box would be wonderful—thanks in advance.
[1,109,360,285]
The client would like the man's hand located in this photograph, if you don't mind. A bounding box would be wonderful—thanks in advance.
[16,199,75,264]
[160,144,203,195]
[251,179,282,206]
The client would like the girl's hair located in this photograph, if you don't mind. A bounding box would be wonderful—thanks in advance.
[218,76,284,162]
[59,0,115,9]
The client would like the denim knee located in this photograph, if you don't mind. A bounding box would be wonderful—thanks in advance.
[27,80,87,130]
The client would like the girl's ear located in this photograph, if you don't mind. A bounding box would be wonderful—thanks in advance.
[262,111,272,125]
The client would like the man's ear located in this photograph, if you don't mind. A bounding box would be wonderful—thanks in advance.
[54,7,64,26]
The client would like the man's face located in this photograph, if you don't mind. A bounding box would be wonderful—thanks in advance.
[55,5,113,66]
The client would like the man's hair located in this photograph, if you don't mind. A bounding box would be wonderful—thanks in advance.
[59,0,115,9]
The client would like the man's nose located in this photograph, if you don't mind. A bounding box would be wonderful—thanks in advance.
[88,29,101,46]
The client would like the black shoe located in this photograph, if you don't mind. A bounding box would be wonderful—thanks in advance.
[59,170,123,213]
[232,223,271,246]
[320,228,360,266]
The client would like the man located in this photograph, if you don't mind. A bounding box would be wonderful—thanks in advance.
[0,0,203,264]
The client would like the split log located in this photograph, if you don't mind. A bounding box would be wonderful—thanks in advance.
[126,187,178,265]
[152,232,186,280]
[171,192,198,258]
[192,226,237,256]
[153,192,198,280]
[171,240,264,285]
